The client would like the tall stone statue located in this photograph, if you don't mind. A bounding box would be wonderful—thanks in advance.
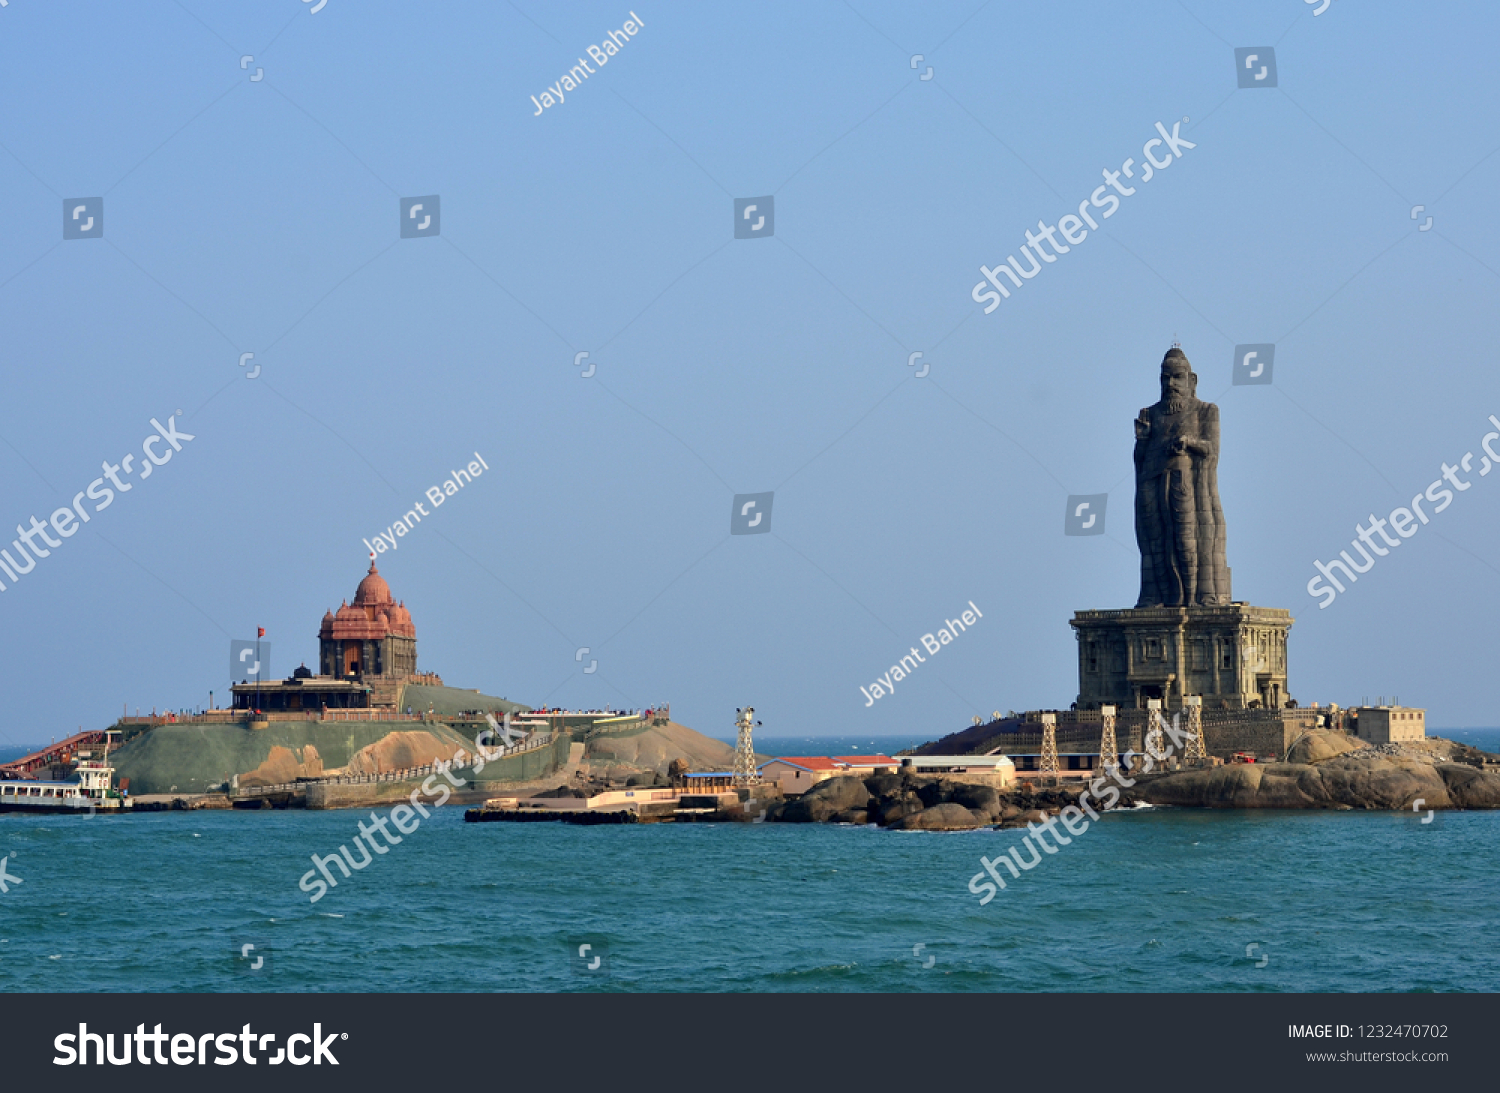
[1133,347,1231,607]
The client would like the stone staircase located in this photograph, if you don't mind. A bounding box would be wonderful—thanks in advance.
[368,679,405,709]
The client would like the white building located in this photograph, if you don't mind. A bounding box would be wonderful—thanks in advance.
[897,755,1015,786]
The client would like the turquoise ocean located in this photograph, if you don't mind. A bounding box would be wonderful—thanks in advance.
[0,733,1495,993]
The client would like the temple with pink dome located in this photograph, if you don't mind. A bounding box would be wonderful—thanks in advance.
[230,562,441,712]
[319,562,419,681]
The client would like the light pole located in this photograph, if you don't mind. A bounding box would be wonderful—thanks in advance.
[255,627,265,711]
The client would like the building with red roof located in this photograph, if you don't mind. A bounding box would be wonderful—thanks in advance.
[758,755,898,795]
[835,755,897,768]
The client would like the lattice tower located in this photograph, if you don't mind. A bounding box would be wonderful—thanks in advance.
[1183,696,1206,762]
[733,707,761,787]
[1145,699,1168,767]
[1099,704,1119,777]
[1039,712,1059,784]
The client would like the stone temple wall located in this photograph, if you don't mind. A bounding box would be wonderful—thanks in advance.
[1200,717,1295,759]
[1070,604,1294,712]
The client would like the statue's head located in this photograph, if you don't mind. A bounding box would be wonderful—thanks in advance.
[1160,348,1196,401]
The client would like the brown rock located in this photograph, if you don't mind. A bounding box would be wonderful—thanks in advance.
[894,802,987,830]
[584,719,737,774]
[871,794,923,827]
[831,809,870,825]
[238,744,324,788]
[344,731,453,775]
[1286,729,1365,765]
[1438,764,1500,807]
[949,783,1002,818]
[1138,753,1474,811]
[802,775,872,811]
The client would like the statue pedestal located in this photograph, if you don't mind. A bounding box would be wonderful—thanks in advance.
[1070,604,1293,711]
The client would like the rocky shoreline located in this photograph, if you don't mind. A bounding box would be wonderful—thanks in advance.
[1133,732,1500,810]
[763,769,1141,830]
[761,731,1500,829]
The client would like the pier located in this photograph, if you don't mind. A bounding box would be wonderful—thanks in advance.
[0,730,117,777]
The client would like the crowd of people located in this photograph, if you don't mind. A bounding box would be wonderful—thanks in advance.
[527,707,661,718]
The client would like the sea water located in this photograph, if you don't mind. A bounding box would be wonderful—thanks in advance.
[0,733,1493,992]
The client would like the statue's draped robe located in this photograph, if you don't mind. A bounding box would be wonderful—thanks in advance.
[1134,397,1230,607]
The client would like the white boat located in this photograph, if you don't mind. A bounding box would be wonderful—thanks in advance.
[0,758,130,814]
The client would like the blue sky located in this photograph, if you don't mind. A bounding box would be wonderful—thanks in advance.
[0,0,1496,748]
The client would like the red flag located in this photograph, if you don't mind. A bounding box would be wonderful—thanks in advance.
[257,627,265,638]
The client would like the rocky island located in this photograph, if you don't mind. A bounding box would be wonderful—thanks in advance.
[753,729,1500,832]
[1133,729,1500,810]
[762,767,1138,830]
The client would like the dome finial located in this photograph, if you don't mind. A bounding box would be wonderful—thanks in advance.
[353,562,394,606]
